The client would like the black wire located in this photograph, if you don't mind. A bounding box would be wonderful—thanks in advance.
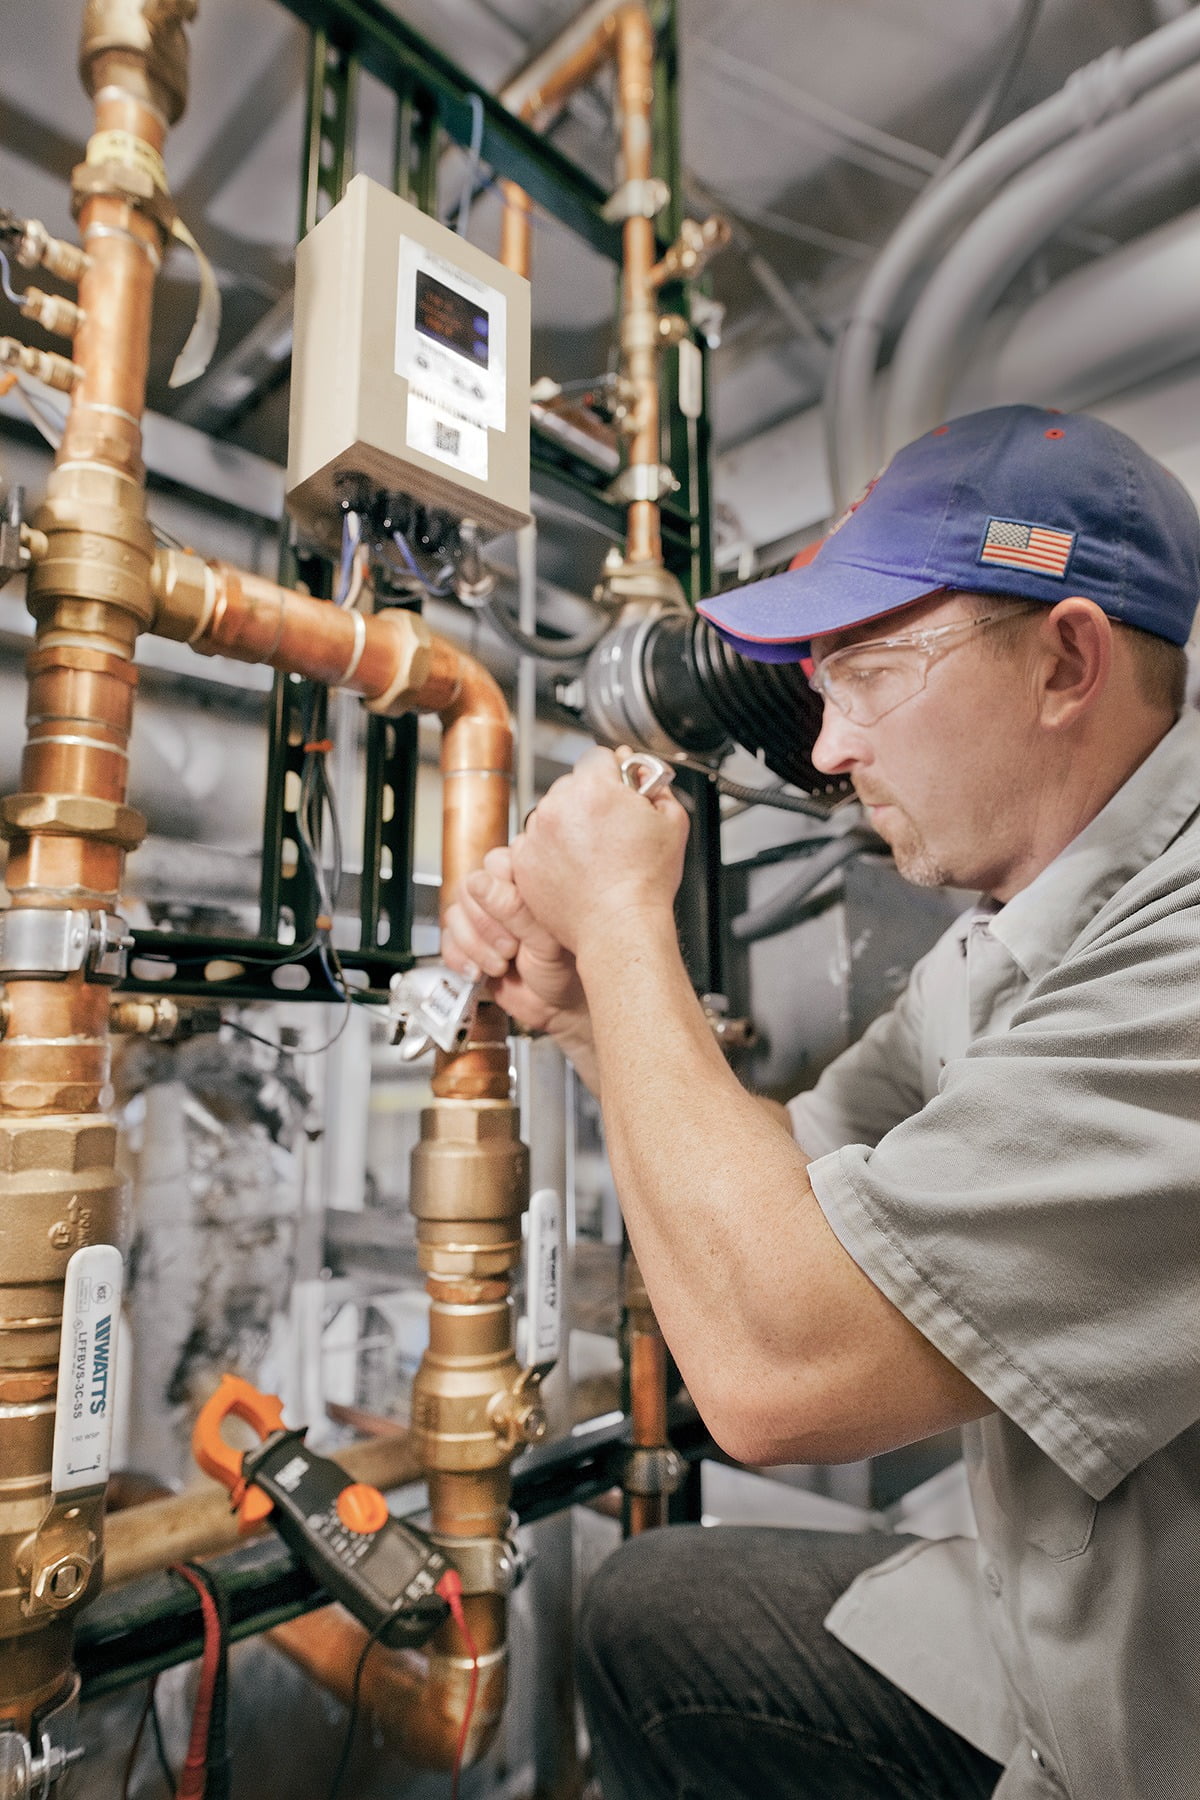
[120,1677,157,1800]
[326,1615,393,1800]
[482,595,610,661]
[150,1690,175,1797]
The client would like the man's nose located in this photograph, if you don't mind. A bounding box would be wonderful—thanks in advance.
[810,702,865,775]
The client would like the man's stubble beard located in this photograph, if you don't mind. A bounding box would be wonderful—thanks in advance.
[866,801,951,889]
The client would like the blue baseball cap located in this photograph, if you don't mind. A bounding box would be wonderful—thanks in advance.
[698,405,1200,661]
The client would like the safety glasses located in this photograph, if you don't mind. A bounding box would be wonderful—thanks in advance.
[807,604,1041,726]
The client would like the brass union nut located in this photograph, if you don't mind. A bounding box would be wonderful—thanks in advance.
[0,791,146,849]
[363,611,435,717]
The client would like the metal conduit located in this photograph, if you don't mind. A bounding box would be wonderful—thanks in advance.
[824,4,1200,504]
[884,57,1200,450]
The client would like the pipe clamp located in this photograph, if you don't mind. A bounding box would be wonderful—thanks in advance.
[430,1518,527,1596]
[622,1444,685,1498]
[602,177,671,222]
[0,908,134,983]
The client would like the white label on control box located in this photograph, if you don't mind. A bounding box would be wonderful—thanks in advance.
[396,238,507,432]
[52,1244,123,1495]
[526,1187,562,1371]
[407,393,489,481]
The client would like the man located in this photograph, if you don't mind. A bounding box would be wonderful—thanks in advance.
[443,405,1200,1798]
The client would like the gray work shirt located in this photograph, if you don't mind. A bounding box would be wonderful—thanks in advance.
[789,708,1200,1799]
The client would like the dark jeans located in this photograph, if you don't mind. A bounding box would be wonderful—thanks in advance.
[577,1526,1003,1800]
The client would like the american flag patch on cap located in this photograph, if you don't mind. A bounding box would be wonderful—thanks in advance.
[979,518,1075,578]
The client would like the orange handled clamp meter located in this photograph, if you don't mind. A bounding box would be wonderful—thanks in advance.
[193,1375,451,1649]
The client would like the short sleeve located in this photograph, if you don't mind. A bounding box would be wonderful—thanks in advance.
[788,916,966,1156]
[807,839,1200,1502]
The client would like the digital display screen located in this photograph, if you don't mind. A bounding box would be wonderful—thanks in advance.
[415,270,489,370]
[359,1529,423,1599]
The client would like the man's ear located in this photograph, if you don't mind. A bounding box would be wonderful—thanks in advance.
[1037,597,1112,728]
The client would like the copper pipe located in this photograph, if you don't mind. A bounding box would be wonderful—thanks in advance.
[498,6,664,571]
[614,3,662,570]
[102,1433,426,1590]
[498,180,534,282]
[269,1598,508,1768]
[0,0,185,1735]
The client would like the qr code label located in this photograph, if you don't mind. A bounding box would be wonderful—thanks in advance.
[407,393,489,480]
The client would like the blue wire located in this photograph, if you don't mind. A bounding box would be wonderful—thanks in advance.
[391,530,452,596]
[456,93,486,236]
[0,249,22,307]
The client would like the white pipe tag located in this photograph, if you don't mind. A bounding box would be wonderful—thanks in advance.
[52,1245,123,1496]
[526,1187,562,1374]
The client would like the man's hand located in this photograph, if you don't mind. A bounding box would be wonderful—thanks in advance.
[443,843,591,1044]
[509,746,690,960]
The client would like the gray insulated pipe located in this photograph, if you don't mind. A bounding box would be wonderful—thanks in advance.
[885,55,1200,450]
[583,605,850,801]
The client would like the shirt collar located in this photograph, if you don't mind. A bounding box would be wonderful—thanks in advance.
[988,709,1200,984]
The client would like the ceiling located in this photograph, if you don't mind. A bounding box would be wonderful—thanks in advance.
[0,0,1193,543]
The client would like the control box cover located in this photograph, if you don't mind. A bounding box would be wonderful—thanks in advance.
[287,174,531,545]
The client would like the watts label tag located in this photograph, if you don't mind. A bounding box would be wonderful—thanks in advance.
[52,1244,123,1495]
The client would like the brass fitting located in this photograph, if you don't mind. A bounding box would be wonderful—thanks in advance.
[409,1100,529,1279]
[14,220,90,288]
[79,0,196,123]
[649,215,732,291]
[0,793,145,852]
[362,611,437,717]
[0,341,82,395]
[147,546,214,642]
[18,290,84,342]
[30,465,156,632]
[108,995,179,1038]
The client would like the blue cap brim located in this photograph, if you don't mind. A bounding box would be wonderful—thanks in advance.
[697,562,946,662]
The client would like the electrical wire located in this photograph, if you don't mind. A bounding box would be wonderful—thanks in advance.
[438,1568,480,1800]
[14,377,63,450]
[0,247,22,306]
[150,1690,176,1798]
[937,0,1045,179]
[388,528,454,597]
[169,1563,223,1800]
[456,92,486,236]
[325,1614,394,1800]
[121,1676,160,1800]
[731,826,880,943]
[669,754,838,817]
[482,594,610,661]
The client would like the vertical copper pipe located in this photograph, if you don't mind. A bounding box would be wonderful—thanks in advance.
[614,3,662,570]
[0,0,184,1735]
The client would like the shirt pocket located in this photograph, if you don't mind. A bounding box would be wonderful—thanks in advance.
[971,1422,1097,1562]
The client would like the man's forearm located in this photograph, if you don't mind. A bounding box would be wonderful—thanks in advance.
[574,907,822,1421]
[545,1006,601,1097]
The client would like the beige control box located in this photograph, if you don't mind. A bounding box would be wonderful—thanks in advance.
[287,174,531,543]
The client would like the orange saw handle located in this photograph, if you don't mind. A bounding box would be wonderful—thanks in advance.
[192,1373,288,1529]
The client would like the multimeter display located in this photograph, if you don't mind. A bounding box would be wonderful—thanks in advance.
[359,1529,425,1599]
[241,1429,450,1648]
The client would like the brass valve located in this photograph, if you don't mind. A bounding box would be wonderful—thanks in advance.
[488,1367,547,1454]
